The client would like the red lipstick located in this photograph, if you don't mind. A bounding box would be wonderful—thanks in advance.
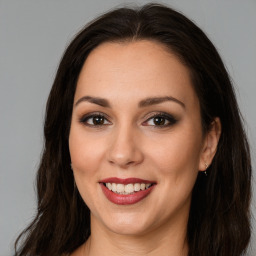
[100,177,155,185]
[99,177,156,205]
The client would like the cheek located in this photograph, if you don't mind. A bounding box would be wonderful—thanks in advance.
[146,127,202,176]
[145,124,202,206]
[145,128,202,217]
[69,126,106,175]
[69,126,107,210]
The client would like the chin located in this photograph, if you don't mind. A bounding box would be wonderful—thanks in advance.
[95,210,154,236]
[108,221,150,236]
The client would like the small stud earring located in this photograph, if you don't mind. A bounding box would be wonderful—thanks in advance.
[204,163,208,176]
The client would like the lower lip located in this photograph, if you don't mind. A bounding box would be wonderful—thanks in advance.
[100,183,155,205]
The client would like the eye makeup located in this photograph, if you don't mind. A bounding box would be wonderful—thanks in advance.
[78,110,178,129]
[142,111,178,127]
[79,112,111,127]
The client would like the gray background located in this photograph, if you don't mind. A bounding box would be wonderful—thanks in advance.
[0,0,255,255]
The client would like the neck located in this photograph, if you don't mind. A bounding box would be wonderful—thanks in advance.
[84,214,189,256]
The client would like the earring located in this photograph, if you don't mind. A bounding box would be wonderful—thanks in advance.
[70,163,73,170]
[204,163,208,176]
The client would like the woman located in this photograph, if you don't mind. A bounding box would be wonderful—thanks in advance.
[14,3,251,256]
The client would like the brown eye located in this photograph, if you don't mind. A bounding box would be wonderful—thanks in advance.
[142,113,177,127]
[92,116,105,125]
[153,116,166,125]
[80,113,111,127]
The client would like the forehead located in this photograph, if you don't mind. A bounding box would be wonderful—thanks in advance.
[75,40,198,108]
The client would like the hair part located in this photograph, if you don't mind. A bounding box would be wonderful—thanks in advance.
[15,3,251,256]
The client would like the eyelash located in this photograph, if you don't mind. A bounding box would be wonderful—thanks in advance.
[142,112,177,127]
[79,111,177,128]
[79,112,111,127]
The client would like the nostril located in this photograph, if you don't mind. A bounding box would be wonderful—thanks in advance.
[107,138,144,167]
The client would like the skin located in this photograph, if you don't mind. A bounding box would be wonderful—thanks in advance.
[69,40,221,256]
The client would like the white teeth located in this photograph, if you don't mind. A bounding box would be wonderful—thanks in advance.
[116,184,124,193]
[106,183,112,190]
[105,182,153,194]
[125,184,134,193]
[134,183,141,192]
[146,183,151,189]
[111,183,117,192]
[141,183,146,190]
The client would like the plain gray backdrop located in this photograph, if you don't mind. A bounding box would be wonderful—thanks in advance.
[0,0,255,255]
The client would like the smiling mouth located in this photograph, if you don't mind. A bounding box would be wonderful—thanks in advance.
[99,177,156,205]
[103,182,154,195]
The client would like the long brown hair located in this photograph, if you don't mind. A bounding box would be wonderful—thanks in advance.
[15,3,251,256]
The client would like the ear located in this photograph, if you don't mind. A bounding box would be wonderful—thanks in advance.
[198,117,221,172]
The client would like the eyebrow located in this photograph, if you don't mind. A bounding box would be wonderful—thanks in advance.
[75,96,110,107]
[75,95,185,108]
[138,96,185,108]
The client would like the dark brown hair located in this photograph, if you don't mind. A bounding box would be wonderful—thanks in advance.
[15,3,251,256]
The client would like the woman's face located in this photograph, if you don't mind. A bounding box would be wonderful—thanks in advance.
[69,40,210,236]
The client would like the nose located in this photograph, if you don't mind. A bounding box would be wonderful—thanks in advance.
[107,125,144,168]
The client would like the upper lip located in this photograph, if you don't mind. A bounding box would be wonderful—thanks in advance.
[99,177,156,185]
